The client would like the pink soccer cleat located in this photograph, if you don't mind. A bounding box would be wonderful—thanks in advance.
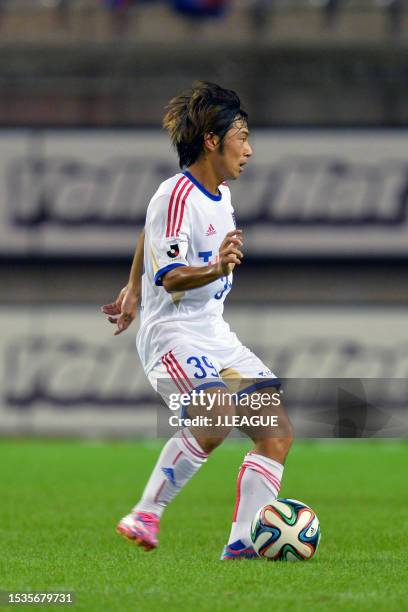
[116,511,160,551]
[220,539,259,560]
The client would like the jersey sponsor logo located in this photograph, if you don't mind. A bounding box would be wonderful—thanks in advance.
[166,243,180,259]
[205,224,217,236]
[198,250,213,263]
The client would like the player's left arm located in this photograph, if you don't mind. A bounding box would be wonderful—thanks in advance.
[162,230,243,292]
[101,229,145,336]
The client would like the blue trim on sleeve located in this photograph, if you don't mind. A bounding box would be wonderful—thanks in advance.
[183,171,222,202]
[154,263,187,286]
[236,379,282,400]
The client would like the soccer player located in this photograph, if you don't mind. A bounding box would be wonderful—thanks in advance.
[101,82,293,559]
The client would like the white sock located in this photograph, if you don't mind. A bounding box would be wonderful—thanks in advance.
[227,451,284,547]
[133,427,208,518]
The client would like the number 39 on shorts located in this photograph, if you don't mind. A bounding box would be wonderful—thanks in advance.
[186,355,219,379]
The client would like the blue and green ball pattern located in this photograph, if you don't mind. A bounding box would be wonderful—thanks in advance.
[251,498,321,561]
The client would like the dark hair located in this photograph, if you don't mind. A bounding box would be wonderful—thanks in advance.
[163,81,248,168]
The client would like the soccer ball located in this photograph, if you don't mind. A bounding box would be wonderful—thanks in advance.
[250,498,321,561]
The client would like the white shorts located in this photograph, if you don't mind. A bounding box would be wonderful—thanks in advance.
[147,337,280,407]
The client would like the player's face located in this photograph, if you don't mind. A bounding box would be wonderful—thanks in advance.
[217,119,253,181]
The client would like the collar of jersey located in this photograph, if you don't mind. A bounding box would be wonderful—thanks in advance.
[183,171,222,202]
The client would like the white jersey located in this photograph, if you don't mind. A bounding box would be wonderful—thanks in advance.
[137,171,238,373]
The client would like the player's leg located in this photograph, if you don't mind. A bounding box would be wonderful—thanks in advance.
[128,384,233,513]
[118,389,234,549]
[117,424,211,550]
[117,347,235,550]
[222,385,293,558]
[219,345,293,559]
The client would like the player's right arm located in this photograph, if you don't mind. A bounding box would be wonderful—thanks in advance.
[162,230,243,292]
[100,229,145,335]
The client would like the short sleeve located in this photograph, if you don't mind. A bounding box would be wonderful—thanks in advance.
[147,192,191,286]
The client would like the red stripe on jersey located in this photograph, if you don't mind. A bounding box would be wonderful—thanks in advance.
[163,352,191,394]
[161,353,187,394]
[175,183,194,237]
[166,177,188,238]
[170,179,191,237]
[168,351,194,390]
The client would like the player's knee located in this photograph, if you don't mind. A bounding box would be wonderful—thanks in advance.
[283,418,294,444]
[197,436,226,454]
[255,433,293,464]
[276,419,295,457]
[275,435,294,457]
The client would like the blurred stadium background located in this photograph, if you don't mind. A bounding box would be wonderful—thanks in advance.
[1,0,408,437]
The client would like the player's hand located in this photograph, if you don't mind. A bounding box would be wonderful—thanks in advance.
[100,286,139,336]
[216,229,243,276]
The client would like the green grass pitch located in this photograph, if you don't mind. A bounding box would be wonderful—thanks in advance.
[0,439,407,611]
